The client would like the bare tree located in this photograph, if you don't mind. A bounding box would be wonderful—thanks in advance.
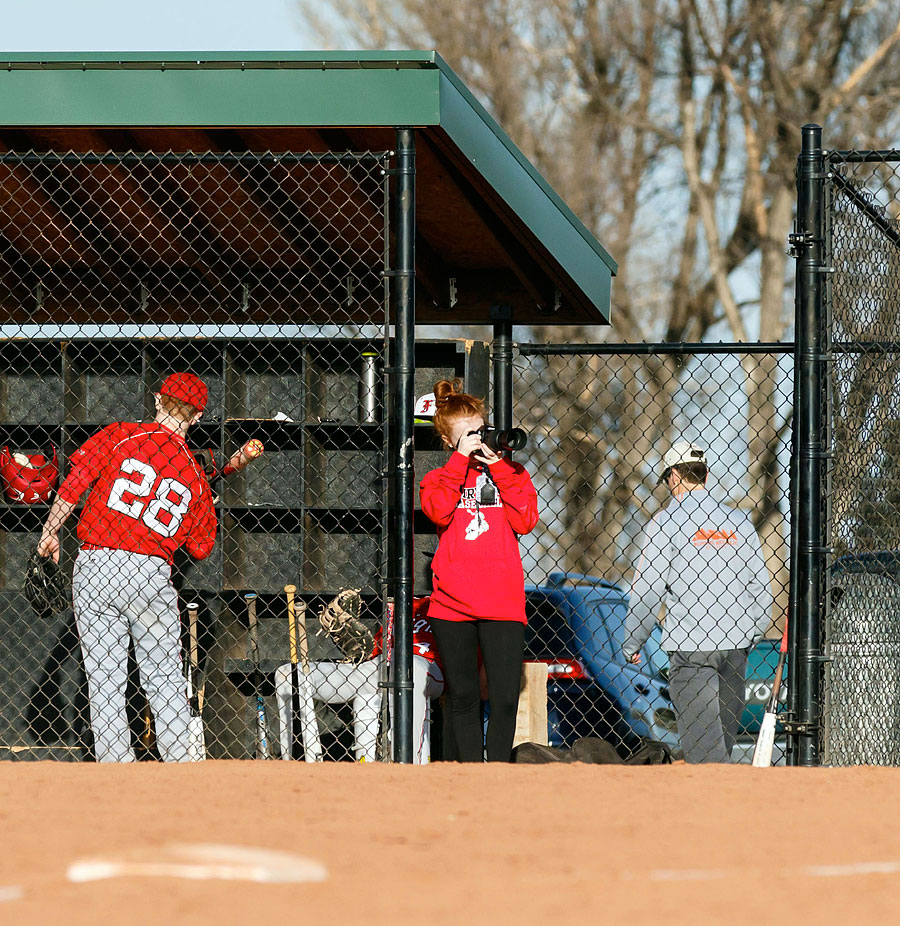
[302,0,900,621]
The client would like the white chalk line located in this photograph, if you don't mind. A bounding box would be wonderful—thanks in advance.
[630,860,900,883]
[0,886,23,903]
[805,861,900,878]
[648,869,730,882]
[67,843,328,886]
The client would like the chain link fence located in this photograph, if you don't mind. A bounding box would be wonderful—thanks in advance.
[0,145,804,766]
[513,344,793,762]
[823,148,900,765]
[0,148,428,763]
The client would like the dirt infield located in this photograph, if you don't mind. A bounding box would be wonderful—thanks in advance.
[1,761,899,925]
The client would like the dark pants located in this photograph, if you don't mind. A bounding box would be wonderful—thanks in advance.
[668,648,748,763]
[430,618,525,762]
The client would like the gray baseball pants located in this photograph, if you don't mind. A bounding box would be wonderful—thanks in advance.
[668,648,748,763]
[72,548,194,762]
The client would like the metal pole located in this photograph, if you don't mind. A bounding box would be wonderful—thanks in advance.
[392,127,416,763]
[793,123,827,765]
[491,305,513,432]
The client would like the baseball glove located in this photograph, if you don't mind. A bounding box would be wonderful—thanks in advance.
[25,550,70,618]
[318,588,373,664]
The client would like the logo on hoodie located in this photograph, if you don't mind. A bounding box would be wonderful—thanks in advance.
[691,528,738,549]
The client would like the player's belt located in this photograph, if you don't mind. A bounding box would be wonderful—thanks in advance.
[79,543,170,565]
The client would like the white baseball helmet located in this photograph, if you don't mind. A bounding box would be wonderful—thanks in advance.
[414,393,437,423]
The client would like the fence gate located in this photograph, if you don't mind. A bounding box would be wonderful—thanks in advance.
[809,140,900,764]
[0,148,399,762]
[514,341,793,762]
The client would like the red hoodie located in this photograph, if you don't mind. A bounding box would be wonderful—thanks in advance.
[420,451,539,623]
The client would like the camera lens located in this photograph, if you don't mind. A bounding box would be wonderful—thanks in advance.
[480,426,527,453]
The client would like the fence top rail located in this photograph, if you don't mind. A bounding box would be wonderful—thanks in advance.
[829,150,900,163]
[0,150,392,165]
[517,341,795,356]
[832,341,900,354]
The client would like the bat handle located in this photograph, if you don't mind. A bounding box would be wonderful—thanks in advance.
[256,698,271,760]
[245,592,260,659]
[297,601,311,674]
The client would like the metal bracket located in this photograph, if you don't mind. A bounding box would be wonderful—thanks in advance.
[344,274,357,307]
[787,231,822,257]
[448,277,458,309]
[536,289,563,315]
[780,719,816,736]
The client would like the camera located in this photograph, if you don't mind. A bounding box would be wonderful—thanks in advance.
[477,425,528,453]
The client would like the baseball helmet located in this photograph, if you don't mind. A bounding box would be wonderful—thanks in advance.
[414,392,437,424]
[0,445,59,504]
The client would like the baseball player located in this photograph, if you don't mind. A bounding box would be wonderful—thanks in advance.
[623,441,774,763]
[36,373,217,763]
[274,598,444,763]
[374,597,445,763]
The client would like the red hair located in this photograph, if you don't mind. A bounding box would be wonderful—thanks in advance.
[432,379,485,441]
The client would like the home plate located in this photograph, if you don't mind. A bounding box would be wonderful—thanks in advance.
[67,843,328,885]
[0,886,23,902]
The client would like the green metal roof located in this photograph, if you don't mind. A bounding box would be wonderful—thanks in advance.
[0,51,615,325]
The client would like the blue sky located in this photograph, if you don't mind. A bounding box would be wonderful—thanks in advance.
[4,0,312,52]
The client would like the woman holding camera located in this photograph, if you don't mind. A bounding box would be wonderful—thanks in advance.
[420,379,539,761]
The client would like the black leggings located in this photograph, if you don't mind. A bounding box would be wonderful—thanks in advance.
[430,618,525,762]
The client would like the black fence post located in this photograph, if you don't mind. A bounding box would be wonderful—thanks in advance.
[491,305,513,432]
[392,127,416,763]
[785,342,800,767]
[793,123,827,766]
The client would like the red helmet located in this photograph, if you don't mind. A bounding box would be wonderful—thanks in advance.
[0,445,59,504]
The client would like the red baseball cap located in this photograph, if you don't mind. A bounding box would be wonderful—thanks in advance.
[159,372,208,412]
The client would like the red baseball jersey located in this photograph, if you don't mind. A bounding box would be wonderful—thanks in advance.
[57,422,217,563]
[373,597,440,665]
[420,452,538,623]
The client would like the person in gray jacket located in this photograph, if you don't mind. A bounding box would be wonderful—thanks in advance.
[623,441,774,763]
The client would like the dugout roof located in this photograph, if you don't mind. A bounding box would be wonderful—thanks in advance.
[0,51,615,326]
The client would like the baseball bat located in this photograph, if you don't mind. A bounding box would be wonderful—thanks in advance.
[284,584,322,762]
[245,592,272,760]
[199,439,264,486]
[222,439,264,478]
[285,584,302,760]
[377,598,395,761]
[186,601,206,761]
[752,619,789,768]
[137,699,156,760]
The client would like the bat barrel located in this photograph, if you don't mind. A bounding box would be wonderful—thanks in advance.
[222,439,265,477]
[284,584,299,666]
